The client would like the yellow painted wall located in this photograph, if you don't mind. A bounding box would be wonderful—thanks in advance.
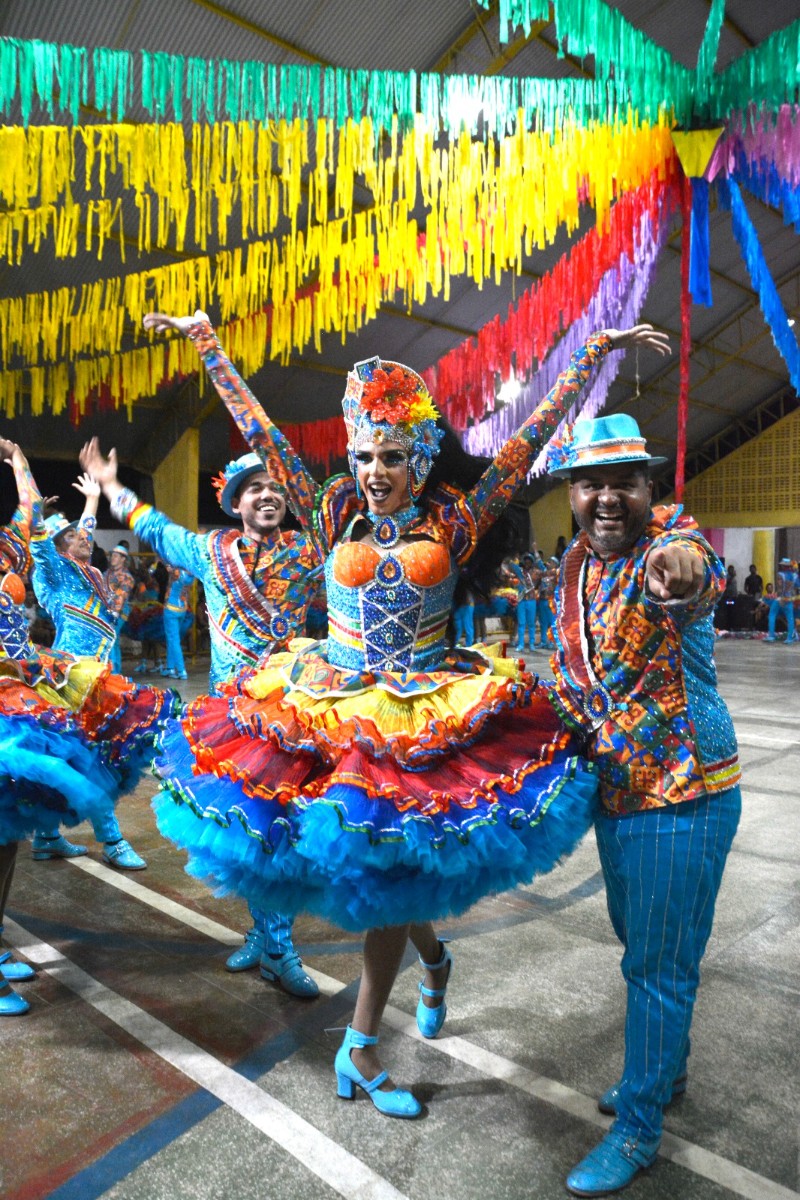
[152,427,199,532]
[751,528,775,589]
[680,408,800,529]
[529,484,572,558]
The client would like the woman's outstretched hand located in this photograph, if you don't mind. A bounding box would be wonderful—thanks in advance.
[599,324,671,356]
[143,309,210,337]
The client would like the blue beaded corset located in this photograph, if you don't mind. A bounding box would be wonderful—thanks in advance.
[325,540,455,673]
[0,593,36,660]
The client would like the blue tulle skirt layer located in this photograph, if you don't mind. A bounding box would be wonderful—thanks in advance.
[0,712,121,845]
[153,657,598,931]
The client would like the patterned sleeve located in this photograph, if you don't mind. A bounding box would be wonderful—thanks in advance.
[186,320,321,532]
[466,334,612,537]
[110,490,209,581]
[0,456,41,574]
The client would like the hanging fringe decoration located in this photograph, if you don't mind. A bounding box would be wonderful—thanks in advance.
[0,34,648,133]
[462,196,671,465]
[0,118,674,385]
[718,176,800,396]
[424,167,679,429]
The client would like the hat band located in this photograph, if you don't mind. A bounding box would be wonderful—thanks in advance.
[568,439,650,469]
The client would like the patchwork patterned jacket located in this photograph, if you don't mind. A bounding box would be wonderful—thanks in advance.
[550,506,741,814]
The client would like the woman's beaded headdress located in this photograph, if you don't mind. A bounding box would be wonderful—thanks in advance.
[342,357,444,499]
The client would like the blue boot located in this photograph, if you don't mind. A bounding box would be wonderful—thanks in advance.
[225,924,266,972]
[102,839,146,870]
[598,1074,687,1116]
[416,939,453,1039]
[0,950,35,982]
[334,1026,422,1118]
[260,950,319,998]
[31,834,88,860]
[566,1131,660,1196]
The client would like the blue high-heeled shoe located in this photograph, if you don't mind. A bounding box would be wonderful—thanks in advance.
[334,1026,422,1118]
[416,939,453,1039]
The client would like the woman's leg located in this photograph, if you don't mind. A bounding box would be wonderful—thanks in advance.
[350,924,409,1088]
[0,842,20,1002]
[409,921,451,1009]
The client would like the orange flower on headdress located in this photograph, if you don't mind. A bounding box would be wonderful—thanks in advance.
[361,368,439,426]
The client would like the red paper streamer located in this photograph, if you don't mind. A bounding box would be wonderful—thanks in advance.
[675,172,692,503]
[424,165,680,431]
[228,411,346,477]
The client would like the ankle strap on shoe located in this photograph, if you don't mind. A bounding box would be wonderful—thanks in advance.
[418,937,451,971]
[344,1025,379,1048]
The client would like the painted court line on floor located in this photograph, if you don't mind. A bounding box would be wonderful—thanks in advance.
[382,1013,796,1200]
[4,918,410,1200]
[63,857,795,1200]
[66,855,345,996]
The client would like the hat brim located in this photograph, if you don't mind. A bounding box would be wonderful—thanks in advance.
[219,464,269,517]
[47,519,80,541]
[548,453,668,479]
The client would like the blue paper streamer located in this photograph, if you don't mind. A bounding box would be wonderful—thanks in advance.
[719,176,800,394]
[689,178,713,306]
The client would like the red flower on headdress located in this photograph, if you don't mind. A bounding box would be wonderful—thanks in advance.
[361,368,423,425]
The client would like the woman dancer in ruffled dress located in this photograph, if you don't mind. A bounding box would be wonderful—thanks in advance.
[0,440,153,1013]
[118,311,666,1114]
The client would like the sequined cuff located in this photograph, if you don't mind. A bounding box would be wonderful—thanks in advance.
[110,487,141,523]
[187,320,220,360]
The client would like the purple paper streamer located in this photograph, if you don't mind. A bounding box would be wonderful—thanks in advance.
[463,207,667,473]
[707,105,800,188]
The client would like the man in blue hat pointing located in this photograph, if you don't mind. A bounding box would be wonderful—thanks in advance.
[546,413,741,1196]
[81,438,323,1000]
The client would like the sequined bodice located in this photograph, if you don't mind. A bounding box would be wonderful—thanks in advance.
[325,539,455,673]
[0,593,36,660]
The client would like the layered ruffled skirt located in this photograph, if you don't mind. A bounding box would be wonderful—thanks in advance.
[153,642,597,931]
[0,651,177,844]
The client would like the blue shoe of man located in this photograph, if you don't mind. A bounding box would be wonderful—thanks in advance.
[226,925,266,972]
[260,950,319,998]
[102,839,147,870]
[31,834,88,860]
[566,1130,660,1196]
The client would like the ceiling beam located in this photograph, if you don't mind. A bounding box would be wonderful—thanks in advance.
[187,0,326,63]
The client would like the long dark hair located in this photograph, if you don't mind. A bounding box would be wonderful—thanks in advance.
[424,415,525,590]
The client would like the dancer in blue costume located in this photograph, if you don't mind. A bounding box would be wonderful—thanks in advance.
[104,541,134,673]
[28,466,176,871]
[81,441,323,999]
[161,567,193,681]
[0,440,149,1016]
[130,311,667,1117]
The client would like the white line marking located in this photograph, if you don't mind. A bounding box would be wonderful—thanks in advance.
[378,1015,798,1200]
[4,918,409,1200]
[66,855,344,996]
[55,858,798,1200]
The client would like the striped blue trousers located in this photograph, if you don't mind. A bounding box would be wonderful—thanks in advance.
[595,785,741,1142]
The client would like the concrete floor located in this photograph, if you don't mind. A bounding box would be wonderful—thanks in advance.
[2,641,798,1200]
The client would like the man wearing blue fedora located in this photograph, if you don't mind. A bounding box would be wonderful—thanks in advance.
[81,438,323,1000]
[546,413,741,1196]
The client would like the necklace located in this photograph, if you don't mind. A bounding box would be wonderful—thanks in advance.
[366,505,422,548]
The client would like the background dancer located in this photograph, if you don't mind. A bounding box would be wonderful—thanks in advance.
[161,566,194,680]
[29,465,174,870]
[546,414,741,1197]
[0,439,155,1014]
[81,441,322,1000]
[104,540,134,673]
[132,310,666,1118]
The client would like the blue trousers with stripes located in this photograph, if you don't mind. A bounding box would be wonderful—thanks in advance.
[595,786,741,1143]
[249,905,295,957]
